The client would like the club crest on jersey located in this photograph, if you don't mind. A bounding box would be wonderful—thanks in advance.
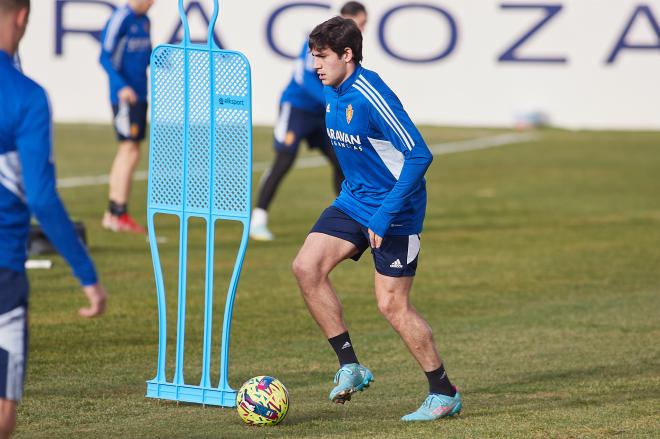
[346,104,354,124]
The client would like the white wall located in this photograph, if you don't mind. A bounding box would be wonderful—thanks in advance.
[18,0,660,129]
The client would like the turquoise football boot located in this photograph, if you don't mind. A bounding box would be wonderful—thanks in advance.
[401,388,462,421]
[328,363,374,404]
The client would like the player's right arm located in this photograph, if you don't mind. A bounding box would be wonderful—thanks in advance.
[99,8,135,103]
[16,86,106,317]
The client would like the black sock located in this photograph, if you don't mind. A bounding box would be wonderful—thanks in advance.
[108,200,127,216]
[328,332,359,366]
[426,364,456,397]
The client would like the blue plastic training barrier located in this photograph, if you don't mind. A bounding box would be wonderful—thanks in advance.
[145,0,252,407]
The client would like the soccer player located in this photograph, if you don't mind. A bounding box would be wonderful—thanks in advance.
[0,1,107,437]
[292,17,462,421]
[250,2,367,241]
[99,0,154,233]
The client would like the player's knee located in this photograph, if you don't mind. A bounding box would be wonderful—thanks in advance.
[292,256,321,285]
[377,296,404,324]
[291,256,310,281]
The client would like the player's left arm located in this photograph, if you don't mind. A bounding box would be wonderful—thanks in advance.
[16,87,98,287]
[366,91,433,242]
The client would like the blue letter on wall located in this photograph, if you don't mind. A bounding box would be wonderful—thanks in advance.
[379,3,458,63]
[266,2,331,60]
[498,4,566,63]
[607,5,660,63]
[55,0,115,56]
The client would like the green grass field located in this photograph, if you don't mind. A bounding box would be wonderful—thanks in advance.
[16,125,660,438]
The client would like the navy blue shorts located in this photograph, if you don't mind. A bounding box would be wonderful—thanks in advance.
[273,103,329,154]
[310,206,421,277]
[111,101,148,142]
[0,268,28,401]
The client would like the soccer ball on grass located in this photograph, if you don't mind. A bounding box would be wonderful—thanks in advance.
[236,376,289,426]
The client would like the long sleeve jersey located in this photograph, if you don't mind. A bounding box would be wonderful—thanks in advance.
[99,4,151,104]
[325,65,434,237]
[279,40,326,113]
[0,51,97,287]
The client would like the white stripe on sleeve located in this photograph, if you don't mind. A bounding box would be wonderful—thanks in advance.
[358,75,415,148]
[353,81,412,150]
[103,7,130,52]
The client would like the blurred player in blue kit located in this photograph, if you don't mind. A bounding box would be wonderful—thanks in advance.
[250,2,368,241]
[99,0,154,233]
[292,16,463,421]
[0,1,107,437]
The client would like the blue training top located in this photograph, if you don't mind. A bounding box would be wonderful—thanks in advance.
[99,4,152,104]
[325,65,433,237]
[0,51,97,287]
[280,40,325,113]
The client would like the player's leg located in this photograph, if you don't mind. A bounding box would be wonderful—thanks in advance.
[292,207,373,403]
[0,400,16,439]
[374,274,442,371]
[0,270,28,438]
[292,231,357,337]
[251,150,296,240]
[103,101,147,233]
[108,139,140,204]
[371,235,462,420]
[251,103,301,241]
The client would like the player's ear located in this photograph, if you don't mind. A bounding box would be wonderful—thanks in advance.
[343,48,354,64]
[16,6,29,29]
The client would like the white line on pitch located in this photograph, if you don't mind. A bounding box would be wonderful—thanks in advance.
[56,132,538,189]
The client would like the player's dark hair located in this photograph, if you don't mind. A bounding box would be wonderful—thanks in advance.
[340,1,366,17]
[309,16,363,64]
[0,0,29,11]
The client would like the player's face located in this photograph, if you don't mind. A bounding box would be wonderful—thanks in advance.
[346,12,367,33]
[312,47,353,88]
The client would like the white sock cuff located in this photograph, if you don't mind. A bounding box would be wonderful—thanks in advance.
[251,208,268,226]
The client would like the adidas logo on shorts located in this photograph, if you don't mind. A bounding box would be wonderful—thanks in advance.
[389,259,403,269]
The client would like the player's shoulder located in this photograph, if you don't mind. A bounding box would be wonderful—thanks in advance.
[351,66,400,111]
[106,4,132,26]
[3,66,47,105]
[355,67,396,98]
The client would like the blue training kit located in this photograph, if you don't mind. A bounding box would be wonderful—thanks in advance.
[99,4,152,104]
[279,40,325,113]
[0,50,98,308]
[324,65,434,238]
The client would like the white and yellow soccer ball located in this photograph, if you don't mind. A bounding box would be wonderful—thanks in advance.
[236,376,289,426]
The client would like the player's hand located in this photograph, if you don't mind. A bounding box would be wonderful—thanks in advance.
[368,229,383,249]
[118,86,137,105]
[79,283,107,318]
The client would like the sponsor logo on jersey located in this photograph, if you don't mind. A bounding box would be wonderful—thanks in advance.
[326,128,361,145]
[127,38,151,52]
[346,104,353,124]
